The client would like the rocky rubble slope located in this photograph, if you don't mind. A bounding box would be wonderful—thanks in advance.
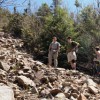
[0,32,100,100]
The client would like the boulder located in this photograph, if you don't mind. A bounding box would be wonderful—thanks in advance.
[16,75,36,88]
[34,61,43,66]
[41,99,47,100]
[70,96,77,100]
[88,86,98,94]
[16,76,38,93]
[0,55,5,60]
[0,86,15,100]
[50,89,62,96]
[23,66,31,72]
[71,93,78,98]
[35,70,44,80]
[78,94,87,100]
[0,69,7,76]
[87,79,97,87]
[64,86,71,93]
[40,89,50,97]
[40,76,49,84]
[0,62,11,71]
[55,93,66,99]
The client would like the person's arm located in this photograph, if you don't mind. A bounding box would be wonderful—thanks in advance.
[76,42,80,48]
[95,50,100,56]
[58,44,60,52]
[71,41,79,51]
[56,43,61,52]
[49,43,52,51]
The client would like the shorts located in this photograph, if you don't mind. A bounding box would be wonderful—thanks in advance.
[67,51,77,63]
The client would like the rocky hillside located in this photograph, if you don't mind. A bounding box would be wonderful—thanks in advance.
[0,32,100,100]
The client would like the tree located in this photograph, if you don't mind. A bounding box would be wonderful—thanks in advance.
[52,0,62,16]
[75,0,80,8]
[37,7,75,67]
[37,3,51,17]
[0,0,5,5]
[14,7,16,14]
[0,8,10,30]
[75,0,81,23]
[36,3,52,28]
[7,13,23,37]
[75,5,100,62]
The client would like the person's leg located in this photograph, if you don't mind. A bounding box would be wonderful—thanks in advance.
[70,60,76,70]
[54,52,58,67]
[70,52,77,70]
[96,62,100,76]
[67,52,72,69]
[67,52,71,63]
[48,51,52,67]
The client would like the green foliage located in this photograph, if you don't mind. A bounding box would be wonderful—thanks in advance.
[37,3,51,17]
[75,0,81,7]
[0,7,10,30]
[38,7,75,53]
[75,5,100,62]
[0,1,100,67]
[6,13,23,37]
[77,5,100,43]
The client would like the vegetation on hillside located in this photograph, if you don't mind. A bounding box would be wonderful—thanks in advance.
[0,0,100,68]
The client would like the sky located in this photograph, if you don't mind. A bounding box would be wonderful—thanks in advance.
[1,0,97,13]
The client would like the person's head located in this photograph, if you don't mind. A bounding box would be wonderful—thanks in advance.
[67,36,72,43]
[53,36,57,42]
[95,46,100,51]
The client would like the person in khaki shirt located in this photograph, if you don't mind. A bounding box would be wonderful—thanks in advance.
[66,37,80,70]
[93,46,100,75]
[48,37,60,67]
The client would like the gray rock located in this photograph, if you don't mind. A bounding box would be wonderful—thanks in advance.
[41,99,48,100]
[18,70,24,75]
[23,66,31,72]
[50,89,62,96]
[0,86,15,100]
[88,86,98,94]
[0,55,5,60]
[71,93,78,98]
[55,93,66,99]
[14,89,21,97]
[40,76,49,84]
[40,89,50,97]
[64,93,70,98]
[71,85,79,94]
[0,61,11,71]
[48,76,57,82]
[16,75,36,87]
[70,96,77,100]
[64,86,71,93]
[87,79,97,87]
[31,86,38,94]
[78,93,87,100]
[62,82,71,87]
[0,69,7,76]
[35,70,44,80]
[34,61,43,66]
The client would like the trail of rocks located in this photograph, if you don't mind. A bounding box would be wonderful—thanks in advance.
[0,32,100,100]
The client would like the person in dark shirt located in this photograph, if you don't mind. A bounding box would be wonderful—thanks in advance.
[66,37,80,70]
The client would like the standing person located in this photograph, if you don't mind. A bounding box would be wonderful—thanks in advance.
[66,37,80,70]
[93,46,100,75]
[48,37,60,67]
